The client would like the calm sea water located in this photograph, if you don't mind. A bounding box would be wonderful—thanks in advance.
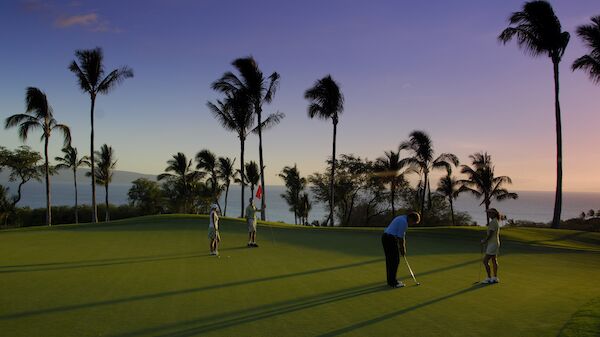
[4,181,599,225]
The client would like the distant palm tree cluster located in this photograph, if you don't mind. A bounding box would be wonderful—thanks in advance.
[2,1,599,228]
[2,47,132,226]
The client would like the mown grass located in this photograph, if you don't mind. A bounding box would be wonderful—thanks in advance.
[1,215,599,336]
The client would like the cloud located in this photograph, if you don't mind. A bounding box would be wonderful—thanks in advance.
[22,0,51,12]
[55,13,97,28]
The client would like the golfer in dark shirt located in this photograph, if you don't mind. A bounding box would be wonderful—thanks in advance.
[381,212,420,288]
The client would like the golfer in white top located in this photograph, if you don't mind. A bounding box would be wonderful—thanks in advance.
[208,204,221,256]
[480,208,502,283]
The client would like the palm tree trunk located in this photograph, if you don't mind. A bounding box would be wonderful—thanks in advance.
[421,173,428,217]
[44,135,51,226]
[551,60,563,229]
[90,94,98,223]
[257,106,267,221]
[484,196,490,225]
[224,183,229,217]
[240,137,246,218]
[74,168,78,224]
[391,182,396,217]
[330,121,337,227]
[105,184,109,221]
[449,197,455,226]
[427,181,432,210]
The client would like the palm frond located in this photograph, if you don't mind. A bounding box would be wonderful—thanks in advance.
[251,111,285,134]
[97,66,134,94]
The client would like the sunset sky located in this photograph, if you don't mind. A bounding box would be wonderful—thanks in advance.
[0,0,598,192]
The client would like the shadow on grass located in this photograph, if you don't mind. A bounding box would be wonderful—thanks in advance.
[0,251,208,274]
[0,256,481,322]
[316,285,485,337]
[111,282,388,337]
[0,258,381,320]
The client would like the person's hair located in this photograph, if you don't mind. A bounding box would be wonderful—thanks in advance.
[249,198,253,203]
[407,212,421,224]
[488,208,505,220]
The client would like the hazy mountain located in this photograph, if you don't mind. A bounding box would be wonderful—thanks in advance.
[0,168,157,185]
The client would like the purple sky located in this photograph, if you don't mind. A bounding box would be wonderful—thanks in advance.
[1,0,598,192]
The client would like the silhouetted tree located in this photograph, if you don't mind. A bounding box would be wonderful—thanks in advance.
[208,91,254,217]
[243,161,260,198]
[437,168,462,226]
[499,0,569,228]
[55,146,90,224]
[0,146,43,208]
[196,149,221,207]
[217,157,236,217]
[279,164,307,225]
[305,75,344,226]
[459,152,518,225]
[572,16,600,84]
[157,153,202,213]
[69,47,133,223]
[401,130,458,217]
[5,87,71,226]
[212,57,284,221]
[374,149,410,217]
[87,144,117,221]
[128,178,163,214]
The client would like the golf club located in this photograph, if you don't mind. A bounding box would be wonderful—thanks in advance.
[403,255,420,286]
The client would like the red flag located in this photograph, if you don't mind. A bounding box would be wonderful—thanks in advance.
[256,185,262,199]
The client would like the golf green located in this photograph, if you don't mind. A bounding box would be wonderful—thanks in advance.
[1,215,599,336]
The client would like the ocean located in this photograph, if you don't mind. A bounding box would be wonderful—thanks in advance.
[3,180,599,226]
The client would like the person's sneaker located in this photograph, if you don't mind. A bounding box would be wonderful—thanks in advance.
[214,251,219,256]
[247,243,253,247]
[480,278,493,284]
[392,282,405,288]
[252,243,259,247]
[491,277,499,283]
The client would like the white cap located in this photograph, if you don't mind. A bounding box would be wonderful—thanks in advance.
[211,204,218,209]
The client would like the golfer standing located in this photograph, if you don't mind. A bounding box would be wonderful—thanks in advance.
[381,212,420,288]
[245,198,265,247]
[480,208,502,284]
[208,204,221,256]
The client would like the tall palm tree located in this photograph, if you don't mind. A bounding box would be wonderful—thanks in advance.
[436,168,462,226]
[374,150,409,217]
[458,152,518,225]
[212,57,284,221]
[158,153,201,213]
[401,130,459,217]
[305,75,344,226]
[69,47,134,223]
[499,0,569,228]
[217,157,236,217]
[196,149,220,207]
[55,146,90,224]
[572,16,600,84]
[87,144,117,221]
[244,161,260,198]
[207,91,254,217]
[5,87,71,226]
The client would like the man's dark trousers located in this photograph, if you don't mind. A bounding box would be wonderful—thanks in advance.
[381,233,401,286]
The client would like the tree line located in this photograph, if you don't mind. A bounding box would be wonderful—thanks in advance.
[1,1,599,228]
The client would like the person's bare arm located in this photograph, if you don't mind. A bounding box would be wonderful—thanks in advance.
[399,237,406,256]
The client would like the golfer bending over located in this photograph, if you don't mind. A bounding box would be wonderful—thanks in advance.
[480,208,502,284]
[382,212,420,288]
[208,204,220,256]
[245,198,265,247]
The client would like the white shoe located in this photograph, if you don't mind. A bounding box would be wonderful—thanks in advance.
[480,278,493,284]
[492,277,499,283]
[392,281,405,288]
